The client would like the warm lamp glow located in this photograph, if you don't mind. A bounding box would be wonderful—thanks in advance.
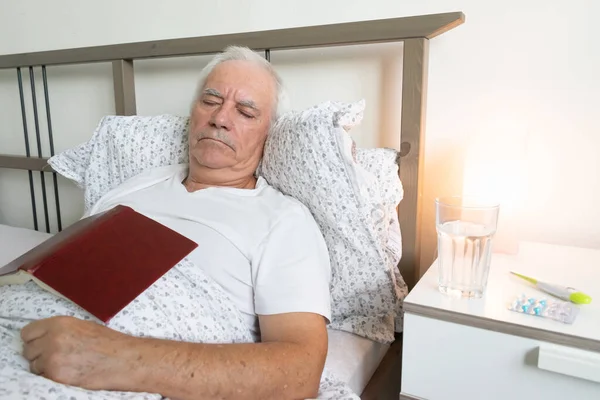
[461,125,527,254]
[462,158,523,214]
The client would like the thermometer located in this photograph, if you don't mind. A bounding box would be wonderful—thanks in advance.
[510,272,592,305]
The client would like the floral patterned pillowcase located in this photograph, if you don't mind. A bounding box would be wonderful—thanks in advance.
[258,100,407,344]
[49,114,190,212]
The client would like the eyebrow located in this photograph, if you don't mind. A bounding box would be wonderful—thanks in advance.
[202,88,260,112]
[203,88,223,98]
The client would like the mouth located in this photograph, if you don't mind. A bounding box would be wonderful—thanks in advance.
[198,137,234,150]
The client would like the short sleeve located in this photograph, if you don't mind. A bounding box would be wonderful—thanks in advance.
[251,203,331,322]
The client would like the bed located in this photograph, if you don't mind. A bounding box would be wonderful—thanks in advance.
[0,11,465,399]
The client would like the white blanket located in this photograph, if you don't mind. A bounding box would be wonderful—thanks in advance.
[0,258,359,399]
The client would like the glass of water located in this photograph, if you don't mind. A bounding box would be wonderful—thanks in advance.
[435,196,500,298]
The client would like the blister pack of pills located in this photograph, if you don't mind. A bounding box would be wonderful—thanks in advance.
[507,293,580,324]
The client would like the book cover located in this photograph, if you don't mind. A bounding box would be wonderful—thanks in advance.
[0,205,198,323]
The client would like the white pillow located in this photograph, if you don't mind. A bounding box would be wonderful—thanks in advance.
[258,100,407,344]
[355,147,405,306]
[49,115,189,212]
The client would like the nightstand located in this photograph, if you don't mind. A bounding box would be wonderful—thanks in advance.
[400,241,600,400]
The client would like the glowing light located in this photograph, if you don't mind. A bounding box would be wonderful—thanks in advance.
[461,120,528,254]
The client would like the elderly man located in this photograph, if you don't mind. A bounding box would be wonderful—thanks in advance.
[19,46,332,400]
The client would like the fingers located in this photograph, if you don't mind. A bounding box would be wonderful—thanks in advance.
[23,335,47,376]
[30,356,44,375]
[21,319,51,376]
[21,320,48,343]
[22,337,45,362]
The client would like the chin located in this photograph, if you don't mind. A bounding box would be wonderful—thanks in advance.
[190,140,236,169]
[191,151,235,170]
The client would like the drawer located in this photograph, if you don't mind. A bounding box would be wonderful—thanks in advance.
[401,313,600,400]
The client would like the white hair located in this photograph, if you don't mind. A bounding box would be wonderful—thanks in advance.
[191,45,288,122]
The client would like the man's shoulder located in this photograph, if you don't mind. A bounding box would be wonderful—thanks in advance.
[86,164,187,216]
[255,182,320,236]
[256,178,315,224]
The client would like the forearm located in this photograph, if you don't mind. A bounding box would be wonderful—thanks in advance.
[117,338,323,400]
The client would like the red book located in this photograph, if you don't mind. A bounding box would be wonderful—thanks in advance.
[0,205,198,323]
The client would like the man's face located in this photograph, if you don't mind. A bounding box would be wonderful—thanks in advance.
[188,60,275,174]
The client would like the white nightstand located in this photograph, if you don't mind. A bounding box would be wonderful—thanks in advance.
[400,241,600,400]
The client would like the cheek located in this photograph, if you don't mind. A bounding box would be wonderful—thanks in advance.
[242,131,268,155]
[190,109,210,131]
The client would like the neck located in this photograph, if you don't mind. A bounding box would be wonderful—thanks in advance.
[183,168,257,192]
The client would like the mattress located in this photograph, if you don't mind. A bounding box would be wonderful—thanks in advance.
[0,223,53,266]
[324,328,390,395]
[0,223,389,395]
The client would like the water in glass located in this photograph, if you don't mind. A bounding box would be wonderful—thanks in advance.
[437,219,495,298]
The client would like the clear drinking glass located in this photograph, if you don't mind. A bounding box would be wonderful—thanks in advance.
[435,196,500,298]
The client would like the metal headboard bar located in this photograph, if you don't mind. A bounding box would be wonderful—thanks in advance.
[0,12,464,69]
[16,67,39,231]
[28,67,51,233]
[0,154,50,171]
[43,66,63,231]
[112,60,136,116]
[399,38,428,285]
[0,11,466,287]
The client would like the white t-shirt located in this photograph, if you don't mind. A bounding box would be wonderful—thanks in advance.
[88,164,332,340]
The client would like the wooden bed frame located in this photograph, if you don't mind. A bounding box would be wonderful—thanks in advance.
[0,11,465,399]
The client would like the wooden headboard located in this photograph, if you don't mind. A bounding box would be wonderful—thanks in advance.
[0,11,465,289]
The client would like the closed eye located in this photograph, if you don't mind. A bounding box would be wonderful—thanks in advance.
[238,109,255,119]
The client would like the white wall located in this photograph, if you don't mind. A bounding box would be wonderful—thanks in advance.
[1,0,598,270]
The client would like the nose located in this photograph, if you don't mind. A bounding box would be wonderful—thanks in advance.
[209,103,233,131]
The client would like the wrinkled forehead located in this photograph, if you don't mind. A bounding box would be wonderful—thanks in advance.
[203,60,276,113]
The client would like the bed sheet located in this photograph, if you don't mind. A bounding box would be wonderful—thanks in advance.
[324,328,390,395]
[0,223,387,396]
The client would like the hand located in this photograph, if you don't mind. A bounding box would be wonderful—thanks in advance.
[21,316,133,390]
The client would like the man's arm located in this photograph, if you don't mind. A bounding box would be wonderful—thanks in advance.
[126,312,328,399]
[21,312,328,400]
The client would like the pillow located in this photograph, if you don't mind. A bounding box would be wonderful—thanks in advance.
[355,147,404,275]
[258,100,407,344]
[355,147,406,322]
[49,115,189,212]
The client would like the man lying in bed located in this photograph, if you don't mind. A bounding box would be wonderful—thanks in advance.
[18,46,332,400]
